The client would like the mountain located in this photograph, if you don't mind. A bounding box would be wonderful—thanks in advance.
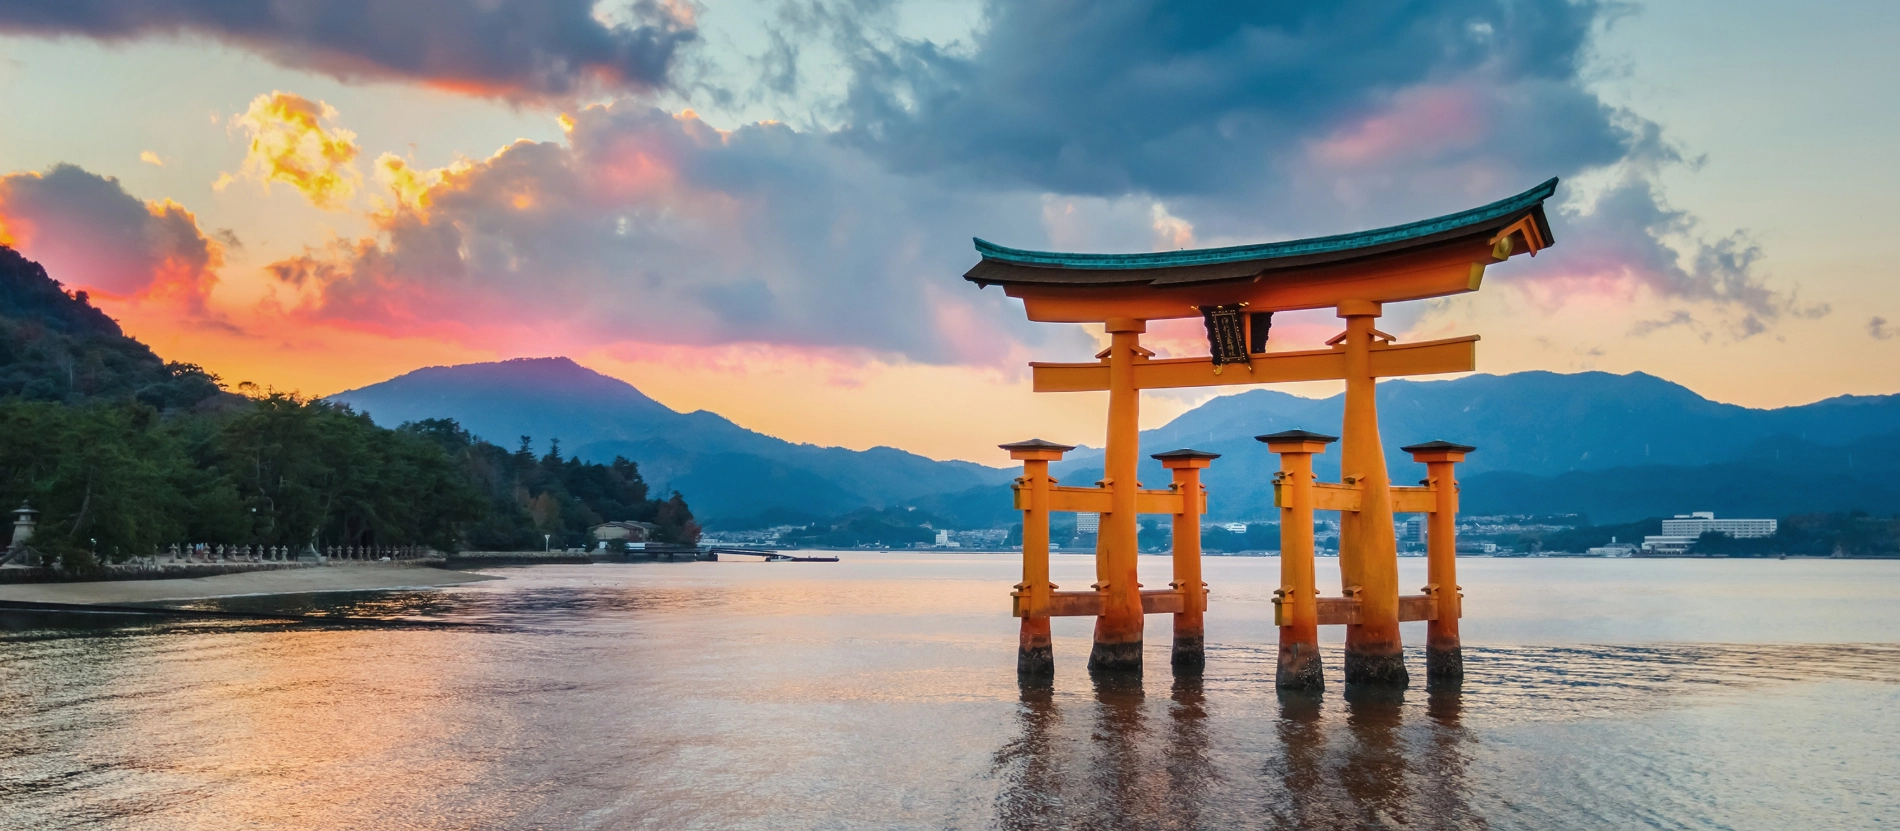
[329,357,1015,520]
[1457,429,1900,521]
[334,357,1900,529]
[1032,371,1900,524]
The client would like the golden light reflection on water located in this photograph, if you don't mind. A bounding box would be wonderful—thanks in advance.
[3,556,1899,830]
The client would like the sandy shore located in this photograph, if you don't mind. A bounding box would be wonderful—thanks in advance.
[0,565,499,605]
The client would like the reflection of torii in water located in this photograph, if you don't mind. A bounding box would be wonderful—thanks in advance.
[974,178,1559,686]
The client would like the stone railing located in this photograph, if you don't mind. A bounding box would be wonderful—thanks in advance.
[158,543,438,563]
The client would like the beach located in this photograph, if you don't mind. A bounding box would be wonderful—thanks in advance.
[0,563,499,605]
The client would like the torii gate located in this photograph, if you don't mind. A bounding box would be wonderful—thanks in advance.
[970,178,1558,687]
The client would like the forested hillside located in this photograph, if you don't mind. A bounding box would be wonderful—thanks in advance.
[0,246,698,569]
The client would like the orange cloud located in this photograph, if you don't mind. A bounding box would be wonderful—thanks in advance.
[232,91,361,210]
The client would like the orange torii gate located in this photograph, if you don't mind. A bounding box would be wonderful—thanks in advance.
[971,178,1559,686]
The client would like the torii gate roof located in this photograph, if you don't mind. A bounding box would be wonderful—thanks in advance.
[965,178,1558,322]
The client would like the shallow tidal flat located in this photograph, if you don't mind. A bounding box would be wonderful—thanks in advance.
[2,555,1896,830]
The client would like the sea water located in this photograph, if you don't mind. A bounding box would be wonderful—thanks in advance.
[3,554,1897,829]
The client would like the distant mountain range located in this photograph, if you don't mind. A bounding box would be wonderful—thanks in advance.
[329,358,1014,520]
[332,359,1900,527]
[1030,371,1900,524]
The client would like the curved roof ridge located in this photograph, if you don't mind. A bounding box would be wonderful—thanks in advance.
[974,177,1558,271]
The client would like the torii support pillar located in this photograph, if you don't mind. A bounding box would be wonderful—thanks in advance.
[1260,430,1337,691]
[1336,300,1408,686]
[1404,440,1475,681]
[1153,448,1219,675]
[1003,438,1076,679]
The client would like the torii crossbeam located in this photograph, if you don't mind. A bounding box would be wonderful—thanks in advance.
[970,178,1559,686]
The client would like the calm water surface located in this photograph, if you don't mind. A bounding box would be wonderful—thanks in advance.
[3,554,1898,830]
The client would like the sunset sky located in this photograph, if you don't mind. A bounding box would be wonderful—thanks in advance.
[2,0,1896,463]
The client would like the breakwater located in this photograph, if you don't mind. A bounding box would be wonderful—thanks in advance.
[444,547,710,568]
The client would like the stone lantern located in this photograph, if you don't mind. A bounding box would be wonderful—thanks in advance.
[9,502,36,550]
[3,502,39,567]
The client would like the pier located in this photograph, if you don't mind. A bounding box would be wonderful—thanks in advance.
[969,178,1560,685]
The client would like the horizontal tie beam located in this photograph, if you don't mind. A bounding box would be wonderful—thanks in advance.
[1030,335,1478,393]
[1272,482,1440,513]
[1012,483,1200,515]
[1271,594,1446,626]
[1012,587,1206,618]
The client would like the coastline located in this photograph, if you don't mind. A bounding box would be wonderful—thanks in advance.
[0,564,500,605]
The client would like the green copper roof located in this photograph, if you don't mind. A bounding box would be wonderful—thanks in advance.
[969,177,1557,279]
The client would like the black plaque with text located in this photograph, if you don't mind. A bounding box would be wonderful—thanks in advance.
[1200,304,1250,370]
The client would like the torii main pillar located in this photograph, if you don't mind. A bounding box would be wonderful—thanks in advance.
[1090,317,1148,673]
[1336,299,1406,684]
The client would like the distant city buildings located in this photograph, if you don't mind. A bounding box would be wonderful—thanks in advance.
[1642,511,1777,554]
[927,529,1006,549]
[1400,517,1426,544]
[1075,512,1101,534]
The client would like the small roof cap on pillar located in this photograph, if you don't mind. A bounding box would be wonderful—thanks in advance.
[11,501,36,518]
[999,438,1076,452]
[1256,429,1337,454]
[1000,438,1076,460]
[1150,448,1221,461]
[1403,440,1476,463]
[1151,448,1220,468]
[1255,429,1338,444]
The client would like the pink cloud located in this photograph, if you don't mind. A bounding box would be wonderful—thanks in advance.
[0,164,224,314]
[1312,85,1490,168]
[263,103,1066,366]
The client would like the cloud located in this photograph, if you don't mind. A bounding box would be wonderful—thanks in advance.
[1873,316,1896,341]
[6,3,1828,373]
[139,150,164,166]
[1628,309,1700,339]
[0,163,224,310]
[0,0,698,100]
[262,103,1083,365]
[827,0,1626,219]
[1512,174,1830,336]
[760,0,1816,334]
[230,91,361,210]
[240,1,1830,365]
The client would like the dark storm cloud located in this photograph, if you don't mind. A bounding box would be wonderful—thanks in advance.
[797,0,1816,328]
[0,0,697,98]
[830,0,1624,206]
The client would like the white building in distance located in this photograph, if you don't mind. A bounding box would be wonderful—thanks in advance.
[1643,512,1777,554]
[1075,512,1101,534]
